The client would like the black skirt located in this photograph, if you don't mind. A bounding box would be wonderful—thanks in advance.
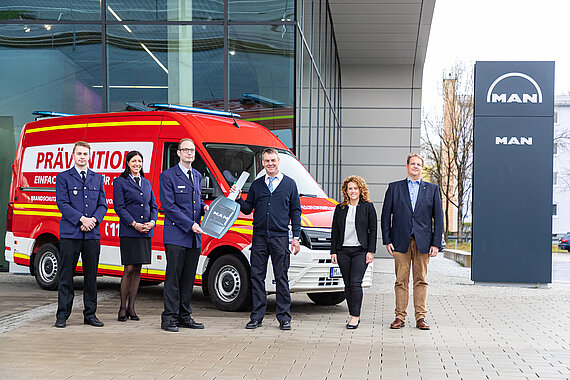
[120,237,151,265]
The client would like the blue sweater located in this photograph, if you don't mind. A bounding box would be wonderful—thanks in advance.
[237,175,302,238]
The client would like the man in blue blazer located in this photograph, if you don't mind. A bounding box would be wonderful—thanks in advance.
[159,138,209,332]
[55,141,108,328]
[381,153,443,330]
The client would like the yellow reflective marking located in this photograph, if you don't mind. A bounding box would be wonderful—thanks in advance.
[26,123,86,134]
[301,214,314,227]
[14,204,58,210]
[233,219,253,226]
[103,216,120,222]
[327,198,339,205]
[14,210,61,217]
[97,263,123,271]
[229,227,253,235]
[87,121,162,128]
[25,120,179,134]
[14,204,117,214]
[14,253,30,260]
[147,269,166,275]
[243,115,294,122]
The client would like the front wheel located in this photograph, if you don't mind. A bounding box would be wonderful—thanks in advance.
[307,291,345,306]
[34,243,60,290]
[207,254,252,312]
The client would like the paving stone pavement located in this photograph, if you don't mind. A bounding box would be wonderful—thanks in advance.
[1,254,570,379]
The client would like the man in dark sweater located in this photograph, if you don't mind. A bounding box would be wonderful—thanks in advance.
[232,148,302,330]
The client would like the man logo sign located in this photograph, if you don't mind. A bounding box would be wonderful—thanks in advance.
[495,137,533,145]
[486,72,542,104]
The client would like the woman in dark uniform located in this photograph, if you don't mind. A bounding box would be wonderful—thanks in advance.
[330,176,377,329]
[113,151,158,321]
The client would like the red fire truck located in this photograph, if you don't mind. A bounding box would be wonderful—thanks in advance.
[4,105,373,311]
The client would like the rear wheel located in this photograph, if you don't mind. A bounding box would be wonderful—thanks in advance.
[307,291,345,306]
[207,254,252,312]
[34,243,60,290]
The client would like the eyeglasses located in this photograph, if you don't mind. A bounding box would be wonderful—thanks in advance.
[178,148,195,154]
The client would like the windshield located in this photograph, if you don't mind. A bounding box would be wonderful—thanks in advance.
[204,143,327,198]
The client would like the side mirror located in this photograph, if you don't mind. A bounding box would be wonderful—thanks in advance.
[201,175,218,200]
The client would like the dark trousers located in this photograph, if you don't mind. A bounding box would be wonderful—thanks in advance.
[337,246,368,317]
[161,244,200,323]
[56,238,100,320]
[250,235,291,322]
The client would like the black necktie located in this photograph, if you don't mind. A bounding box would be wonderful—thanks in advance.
[134,177,140,187]
[188,170,193,183]
[80,171,86,182]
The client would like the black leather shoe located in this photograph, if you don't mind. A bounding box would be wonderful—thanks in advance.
[84,316,104,327]
[126,310,140,321]
[177,317,204,329]
[346,319,360,329]
[161,320,179,332]
[245,319,262,329]
[279,320,291,330]
[55,319,66,328]
[118,308,127,322]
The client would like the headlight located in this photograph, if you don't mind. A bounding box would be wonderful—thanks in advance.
[300,228,331,250]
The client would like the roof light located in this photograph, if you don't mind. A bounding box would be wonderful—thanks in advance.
[32,111,76,119]
[147,103,241,118]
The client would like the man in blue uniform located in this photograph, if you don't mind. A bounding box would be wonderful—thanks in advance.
[55,141,108,328]
[160,138,209,332]
[232,148,302,331]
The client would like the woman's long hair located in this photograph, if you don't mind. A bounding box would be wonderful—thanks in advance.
[120,151,145,179]
[339,175,370,208]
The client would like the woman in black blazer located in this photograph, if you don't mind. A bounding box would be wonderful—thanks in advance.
[113,151,158,322]
[331,176,377,329]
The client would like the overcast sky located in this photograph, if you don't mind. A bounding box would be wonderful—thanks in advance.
[422,0,570,116]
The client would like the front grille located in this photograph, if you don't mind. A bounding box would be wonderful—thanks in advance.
[318,277,339,286]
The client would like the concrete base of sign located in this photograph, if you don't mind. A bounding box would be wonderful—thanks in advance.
[443,249,471,267]
[474,282,550,289]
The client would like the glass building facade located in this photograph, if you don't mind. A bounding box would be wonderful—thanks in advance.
[0,0,340,197]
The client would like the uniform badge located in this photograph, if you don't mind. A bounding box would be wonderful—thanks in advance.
[73,190,78,196]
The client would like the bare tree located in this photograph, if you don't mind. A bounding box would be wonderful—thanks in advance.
[422,62,474,243]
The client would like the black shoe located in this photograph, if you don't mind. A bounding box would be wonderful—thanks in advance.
[279,320,291,330]
[346,319,360,330]
[245,319,262,329]
[55,319,66,328]
[84,316,104,327]
[126,310,140,321]
[177,317,204,329]
[161,320,179,332]
[118,308,127,322]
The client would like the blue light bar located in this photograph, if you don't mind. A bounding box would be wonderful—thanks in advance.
[147,103,241,118]
[32,111,76,117]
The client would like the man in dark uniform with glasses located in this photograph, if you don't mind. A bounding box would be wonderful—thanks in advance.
[160,138,209,332]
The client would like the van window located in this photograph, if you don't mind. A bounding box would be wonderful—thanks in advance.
[162,142,220,199]
[205,143,327,197]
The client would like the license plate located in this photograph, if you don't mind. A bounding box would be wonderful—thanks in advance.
[330,267,342,278]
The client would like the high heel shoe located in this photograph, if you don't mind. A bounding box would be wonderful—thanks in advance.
[126,310,140,321]
[346,318,360,329]
[118,308,127,322]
